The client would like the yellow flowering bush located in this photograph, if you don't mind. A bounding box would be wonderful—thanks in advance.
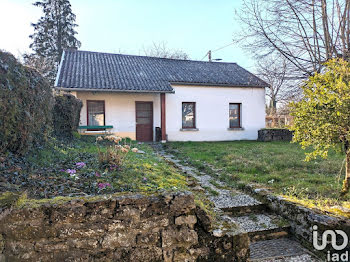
[290,58,350,195]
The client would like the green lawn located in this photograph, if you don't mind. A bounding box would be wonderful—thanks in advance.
[165,141,350,218]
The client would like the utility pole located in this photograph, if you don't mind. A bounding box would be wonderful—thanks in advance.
[202,50,221,62]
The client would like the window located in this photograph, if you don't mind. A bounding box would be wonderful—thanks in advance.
[229,103,241,128]
[182,102,196,128]
[87,100,105,126]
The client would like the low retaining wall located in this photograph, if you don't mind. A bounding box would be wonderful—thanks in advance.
[245,185,350,257]
[0,192,249,262]
[257,129,293,142]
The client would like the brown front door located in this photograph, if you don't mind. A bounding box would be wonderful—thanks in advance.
[136,102,153,142]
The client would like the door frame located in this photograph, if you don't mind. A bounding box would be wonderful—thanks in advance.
[135,101,154,141]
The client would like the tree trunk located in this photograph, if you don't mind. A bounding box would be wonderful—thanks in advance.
[341,152,350,195]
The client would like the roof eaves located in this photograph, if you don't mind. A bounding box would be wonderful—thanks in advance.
[170,81,267,88]
[55,87,175,94]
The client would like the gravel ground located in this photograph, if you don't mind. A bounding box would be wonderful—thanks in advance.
[253,254,321,262]
[225,213,284,232]
[211,191,262,209]
[250,238,321,262]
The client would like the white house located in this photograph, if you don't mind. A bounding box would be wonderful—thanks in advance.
[55,50,267,142]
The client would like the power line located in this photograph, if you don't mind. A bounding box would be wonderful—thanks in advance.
[201,51,209,61]
[201,42,235,61]
[212,42,235,52]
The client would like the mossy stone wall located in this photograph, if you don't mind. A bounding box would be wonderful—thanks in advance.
[258,129,293,142]
[0,192,249,262]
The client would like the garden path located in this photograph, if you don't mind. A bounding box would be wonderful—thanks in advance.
[152,144,320,262]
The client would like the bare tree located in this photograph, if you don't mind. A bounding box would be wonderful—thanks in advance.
[256,56,301,113]
[142,42,189,60]
[236,0,350,78]
[22,53,54,79]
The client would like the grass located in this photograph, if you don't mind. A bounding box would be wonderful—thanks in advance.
[202,186,219,196]
[249,214,258,222]
[165,141,350,218]
[1,136,218,224]
[1,136,189,199]
[46,136,189,193]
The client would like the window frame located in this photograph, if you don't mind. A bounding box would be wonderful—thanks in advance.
[87,100,106,128]
[182,102,196,129]
[229,103,241,128]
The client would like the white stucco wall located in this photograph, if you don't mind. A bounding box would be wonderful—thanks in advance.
[76,91,161,140]
[165,85,266,141]
[74,85,265,141]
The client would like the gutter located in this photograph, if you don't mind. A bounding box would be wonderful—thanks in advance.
[169,82,267,88]
[54,50,65,87]
[54,87,175,94]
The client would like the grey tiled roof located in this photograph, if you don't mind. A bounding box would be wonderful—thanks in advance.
[55,50,267,93]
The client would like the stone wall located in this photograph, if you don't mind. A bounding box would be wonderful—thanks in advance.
[257,129,293,142]
[0,192,249,262]
[245,185,350,257]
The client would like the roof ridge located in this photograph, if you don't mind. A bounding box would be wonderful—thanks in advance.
[64,49,239,65]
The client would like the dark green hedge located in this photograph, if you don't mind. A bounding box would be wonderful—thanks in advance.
[0,51,53,155]
[53,94,82,138]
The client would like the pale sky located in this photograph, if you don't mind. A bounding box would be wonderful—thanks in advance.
[0,0,255,70]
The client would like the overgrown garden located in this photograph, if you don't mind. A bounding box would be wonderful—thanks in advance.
[0,51,189,202]
[1,136,188,200]
[165,141,350,218]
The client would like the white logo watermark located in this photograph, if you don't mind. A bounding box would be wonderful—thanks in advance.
[312,225,349,261]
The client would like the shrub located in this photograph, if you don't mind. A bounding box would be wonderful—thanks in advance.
[290,58,350,195]
[53,94,83,138]
[0,51,53,155]
[96,135,138,170]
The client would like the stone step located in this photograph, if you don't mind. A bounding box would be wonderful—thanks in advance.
[209,190,266,213]
[224,213,290,242]
[249,227,290,243]
[249,238,320,262]
[220,200,267,216]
